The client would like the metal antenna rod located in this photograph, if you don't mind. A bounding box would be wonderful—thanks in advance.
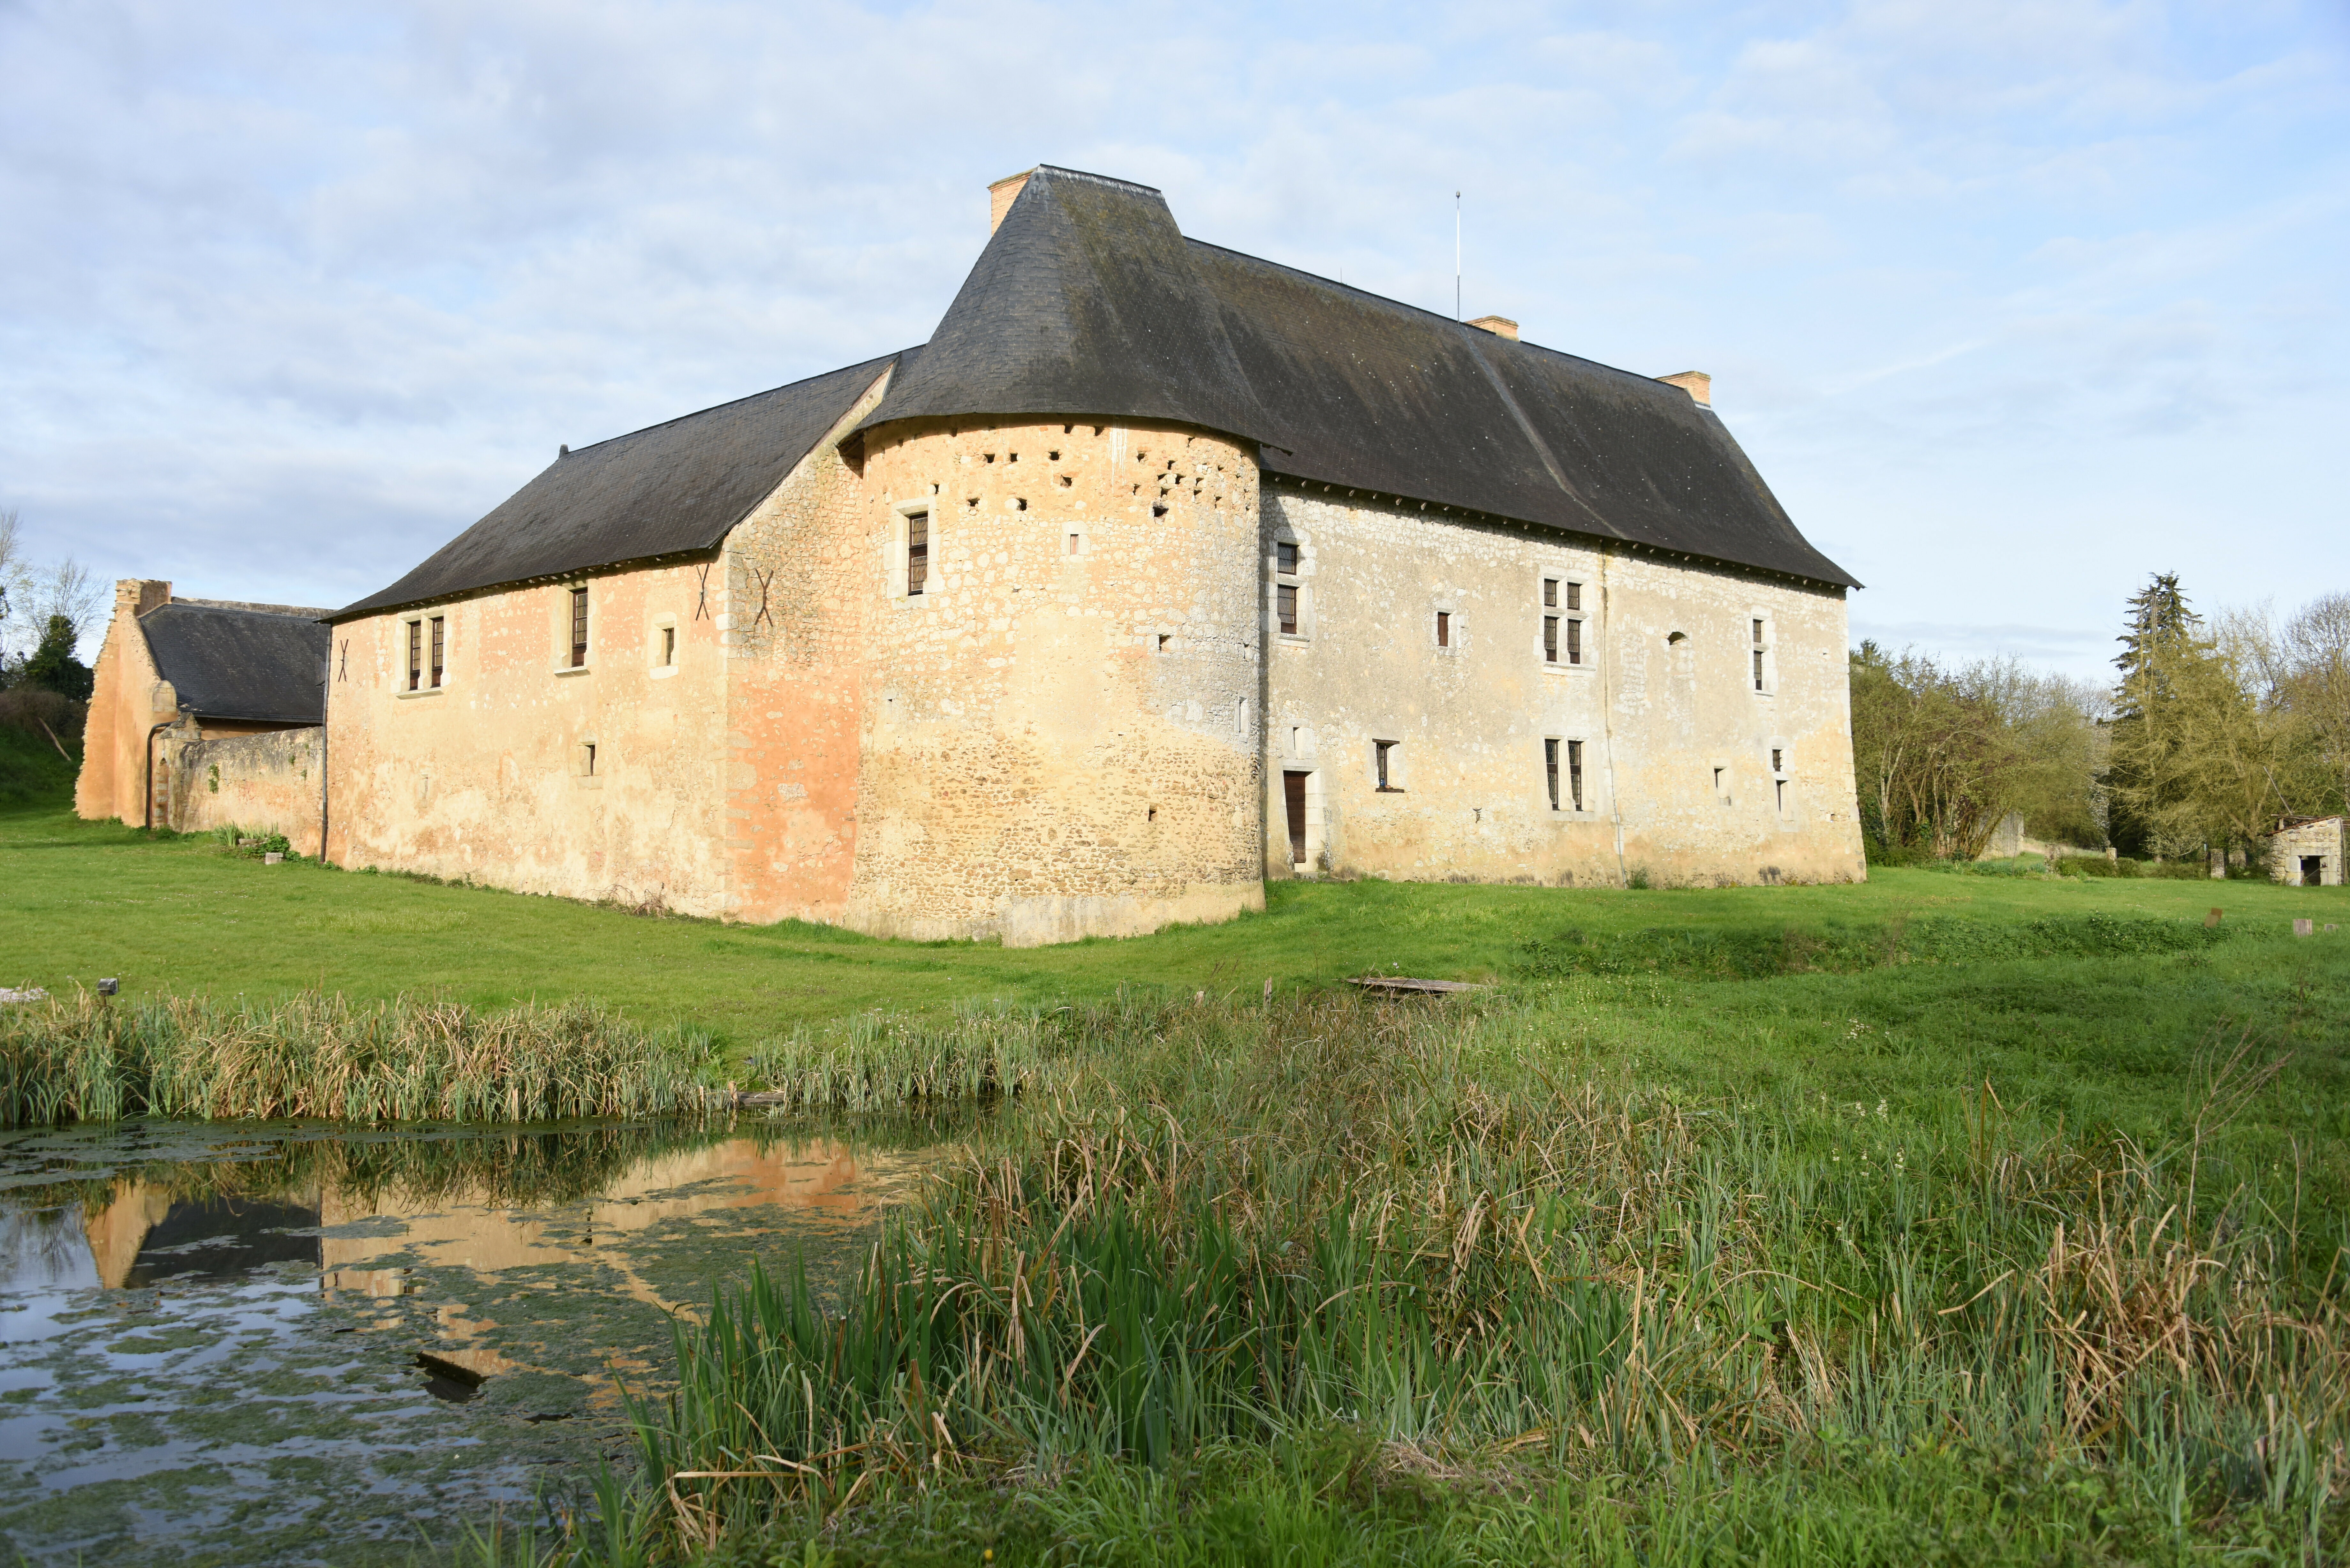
[1454,191,1462,320]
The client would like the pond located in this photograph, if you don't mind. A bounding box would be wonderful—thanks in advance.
[0,1116,954,1566]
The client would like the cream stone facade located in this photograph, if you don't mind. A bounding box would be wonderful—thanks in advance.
[312,165,1866,944]
[1261,486,1860,887]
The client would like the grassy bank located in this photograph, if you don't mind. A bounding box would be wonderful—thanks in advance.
[4,800,2342,1054]
[469,985,2347,1565]
[0,990,717,1125]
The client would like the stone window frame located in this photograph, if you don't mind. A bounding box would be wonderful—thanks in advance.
[1748,610,1777,697]
[1271,528,1313,642]
[649,611,680,681]
[1544,734,1597,818]
[397,609,450,699]
[1432,602,1460,653]
[1536,569,1592,673]
[576,731,603,790]
[1767,736,1795,823]
[553,582,595,677]
[1371,737,1405,793]
[887,499,939,607]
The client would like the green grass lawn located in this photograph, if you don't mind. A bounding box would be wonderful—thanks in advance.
[7,797,2346,1156]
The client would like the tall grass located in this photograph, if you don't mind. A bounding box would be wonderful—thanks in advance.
[0,989,717,1126]
[548,990,2344,1564]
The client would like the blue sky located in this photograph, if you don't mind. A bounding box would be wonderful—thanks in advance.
[4,0,2344,677]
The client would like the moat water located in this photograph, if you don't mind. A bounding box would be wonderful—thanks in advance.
[0,1116,952,1566]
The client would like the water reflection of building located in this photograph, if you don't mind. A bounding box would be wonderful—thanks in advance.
[83,1186,323,1289]
[70,1137,889,1306]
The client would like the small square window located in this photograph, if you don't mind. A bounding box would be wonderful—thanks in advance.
[1276,540,1299,575]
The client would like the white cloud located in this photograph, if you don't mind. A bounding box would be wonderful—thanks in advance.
[0,0,2343,680]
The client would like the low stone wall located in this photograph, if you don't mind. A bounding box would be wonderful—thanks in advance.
[166,727,324,855]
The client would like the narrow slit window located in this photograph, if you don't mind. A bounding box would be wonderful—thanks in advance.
[1067,532,1080,556]
[428,616,444,688]
[1544,739,1560,811]
[1770,747,1784,773]
[570,587,589,668]
[1375,740,1398,791]
[662,626,677,667]
[907,512,929,597]
[1776,778,1787,813]
[406,620,422,691]
[583,743,597,777]
[1568,740,1585,811]
[1436,610,1451,648]
[1752,619,1766,691]
[1277,584,1299,636]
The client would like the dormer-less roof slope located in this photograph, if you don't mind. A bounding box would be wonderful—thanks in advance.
[858,166,1855,589]
[140,602,331,725]
[332,351,913,620]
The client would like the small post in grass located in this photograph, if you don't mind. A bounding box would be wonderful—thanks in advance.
[2206,908,2224,928]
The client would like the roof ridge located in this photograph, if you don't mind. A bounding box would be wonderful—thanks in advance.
[158,598,335,621]
[1031,165,1164,199]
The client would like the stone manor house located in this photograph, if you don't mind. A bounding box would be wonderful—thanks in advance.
[84,166,1869,944]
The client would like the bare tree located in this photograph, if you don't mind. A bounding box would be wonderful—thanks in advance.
[2282,592,2350,814]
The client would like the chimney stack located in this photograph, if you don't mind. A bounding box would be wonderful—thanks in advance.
[1467,315,1519,341]
[1656,371,1712,406]
[989,170,1034,235]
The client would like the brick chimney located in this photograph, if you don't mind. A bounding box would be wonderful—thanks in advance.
[989,170,1034,235]
[1467,315,1519,341]
[1656,371,1712,406]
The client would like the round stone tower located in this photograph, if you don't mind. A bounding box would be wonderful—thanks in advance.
[842,416,1264,944]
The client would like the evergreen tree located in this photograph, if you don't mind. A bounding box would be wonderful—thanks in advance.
[2108,573,2200,857]
[12,614,94,700]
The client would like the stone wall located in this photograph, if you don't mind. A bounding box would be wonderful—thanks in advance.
[1260,485,1864,887]
[163,726,324,854]
[75,578,176,828]
[2267,818,2344,886]
[840,418,1265,943]
[324,558,738,914]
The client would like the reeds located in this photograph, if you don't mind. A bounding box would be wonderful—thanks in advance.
[0,989,717,1126]
[598,990,2346,1561]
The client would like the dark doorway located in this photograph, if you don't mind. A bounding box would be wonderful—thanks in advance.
[1283,772,1309,865]
[2306,856,2327,886]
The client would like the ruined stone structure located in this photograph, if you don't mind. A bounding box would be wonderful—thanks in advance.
[2267,816,2344,886]
[320,166,1866,943]
[77,580,330,853]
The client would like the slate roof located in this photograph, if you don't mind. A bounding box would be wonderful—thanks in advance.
[345,165,1851,611]
[140,602,331,725]
[332,352,909,619]
[860,165,1855,588]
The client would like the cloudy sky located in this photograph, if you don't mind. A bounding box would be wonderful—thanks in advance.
[4,0,2344,676]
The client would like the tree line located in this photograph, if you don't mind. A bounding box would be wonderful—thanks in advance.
[1851,574,2350,868]
[0,509,99,700]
